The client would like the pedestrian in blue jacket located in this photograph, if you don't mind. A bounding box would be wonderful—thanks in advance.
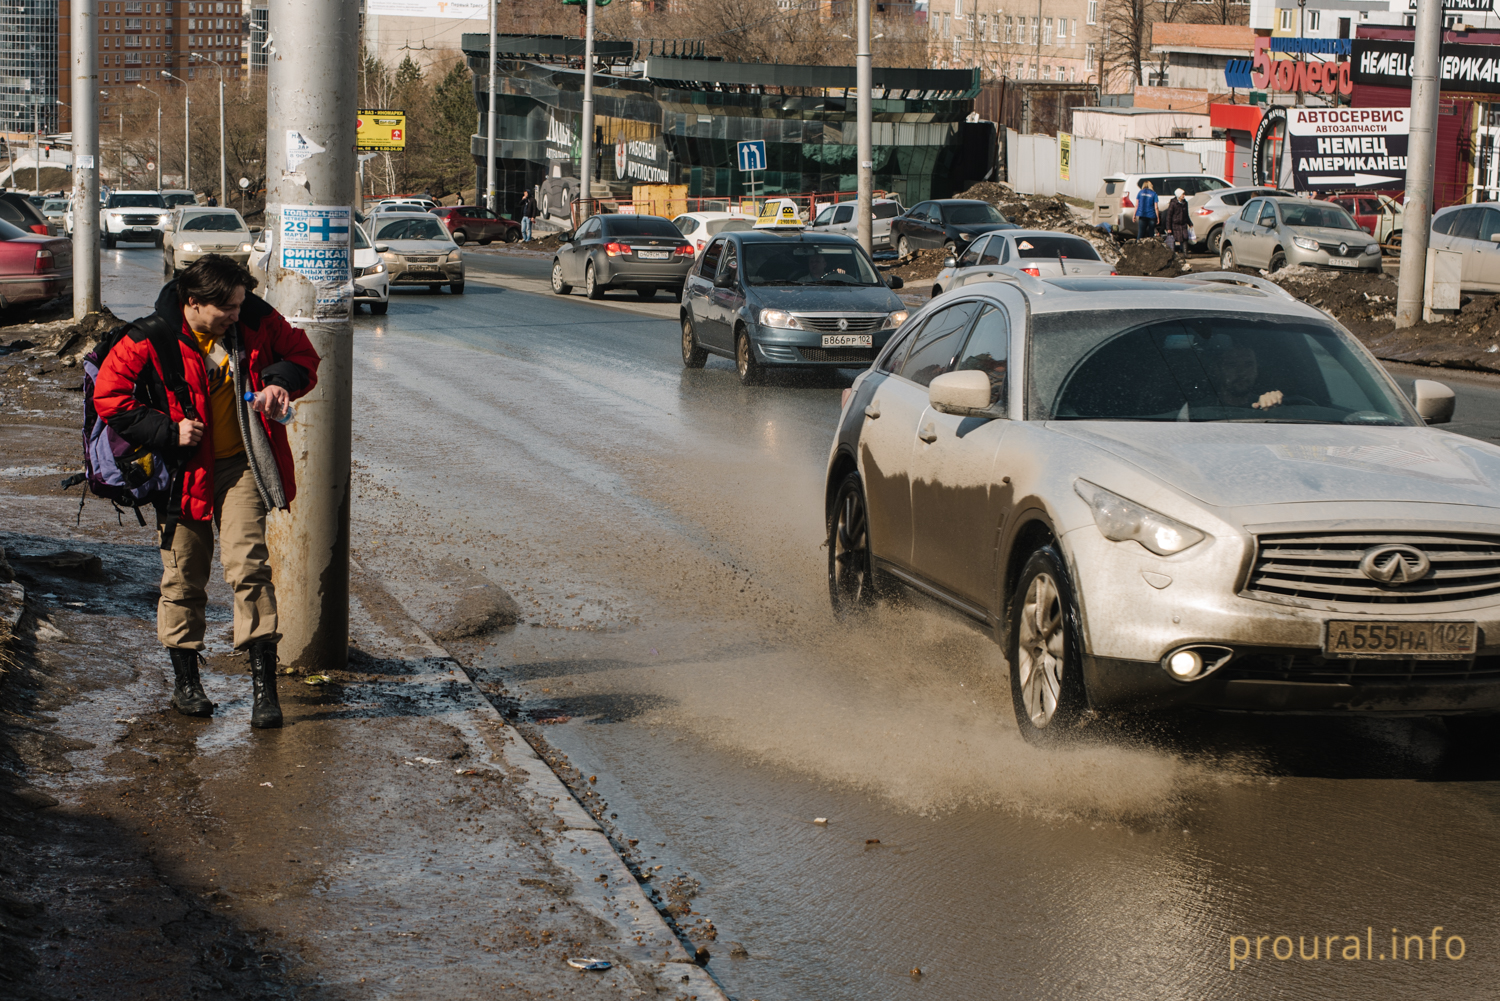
[1136,181,1159,240]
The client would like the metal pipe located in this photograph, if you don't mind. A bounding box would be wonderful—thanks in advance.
[219,79,226,207]
[137,84,163,191]
[72,0,100,318]
[580,0,596,222]
[162,70,190,190]
[262,0,357,673]
[856,0,872,254]
[1395,0,1442,328]
[486,0,497,212]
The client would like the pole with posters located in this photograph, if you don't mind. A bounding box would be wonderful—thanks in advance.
[1395,0,1442,328]
[855,0,872,255]
[263,0,358,673]
[71,0,100,318]
[486,0,497,213]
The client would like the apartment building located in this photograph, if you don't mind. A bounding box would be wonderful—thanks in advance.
[929,0,1101,83]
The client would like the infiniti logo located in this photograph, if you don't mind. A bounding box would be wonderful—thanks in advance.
[1358,545,1431,585]
[837,317,849,331]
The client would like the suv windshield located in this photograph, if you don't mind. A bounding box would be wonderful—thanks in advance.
[606,217,682,238]
[44,200,67,212]
[1014,236,1100,260]
[376,217,448,241]
[743,241,881,286]
[1028,309,1416,425]
[944,203,1007,225]
[108,193,166,209]
[1280,202,1360,230]
[162,193,197,207]
[181,212,245,232]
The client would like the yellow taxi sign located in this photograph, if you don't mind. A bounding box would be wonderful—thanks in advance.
[753,197,803,230]
[357,108,406,152]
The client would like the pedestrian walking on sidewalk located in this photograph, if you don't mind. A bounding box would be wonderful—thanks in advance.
[519,190,536,242]
[1162,188,1192,256]
[93,255,321,729]
[1135,181,1159,241]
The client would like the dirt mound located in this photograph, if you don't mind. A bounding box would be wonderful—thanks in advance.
[881,248,952,289]
[953,181,1014,205]
[1115,240,1189,278]
[961,189,1119,263]
[527,232,569,252]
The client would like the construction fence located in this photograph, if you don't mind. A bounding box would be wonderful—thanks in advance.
[1004,129,1223,200]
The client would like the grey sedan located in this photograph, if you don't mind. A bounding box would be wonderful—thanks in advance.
[681,231,907,385]
[931,230,1114,297]
[371,213,465,294]
[1219,196,1381,274]
[551,214,694,301]
[825,270,1499,746]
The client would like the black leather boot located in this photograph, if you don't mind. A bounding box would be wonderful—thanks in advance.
[168,647,215,717]
[247,641,284,729]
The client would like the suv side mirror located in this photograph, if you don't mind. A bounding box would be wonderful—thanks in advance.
[929,370,1001,418]
[1413,379,1455,424]
[886,274,904,290]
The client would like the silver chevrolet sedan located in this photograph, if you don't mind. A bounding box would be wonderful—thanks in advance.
[825,270,1500,744]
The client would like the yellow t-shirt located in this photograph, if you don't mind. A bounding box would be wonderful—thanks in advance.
[189,327,245,460]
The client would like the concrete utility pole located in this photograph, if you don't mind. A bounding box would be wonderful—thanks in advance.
[486,0,497,213]
[72,0,100,318]
[856,0,873,254]
[1395,0,1442,328]
[579,0,597,222]
[263,0,357,672]
[192,55,228,207]
[162,70,190,189]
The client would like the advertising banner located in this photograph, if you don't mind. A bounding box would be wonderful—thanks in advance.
[1353,37,1500,95]
[357,110,407,152]
[1287,107,1409,191]
[280,205,352,320]
[365,0,485,18]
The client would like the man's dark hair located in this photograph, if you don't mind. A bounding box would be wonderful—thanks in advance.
[175,253,257,307]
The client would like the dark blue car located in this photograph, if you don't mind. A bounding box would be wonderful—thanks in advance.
[680,231,908,385]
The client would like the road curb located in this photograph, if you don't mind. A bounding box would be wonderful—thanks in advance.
[375,604,729,999]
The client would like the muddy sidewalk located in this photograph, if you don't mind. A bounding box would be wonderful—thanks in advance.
[0,322,719,998]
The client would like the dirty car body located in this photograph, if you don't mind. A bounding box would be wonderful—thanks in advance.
[1220,196,1382,274]
[932,230,1114,296]
[824,273,1500,740]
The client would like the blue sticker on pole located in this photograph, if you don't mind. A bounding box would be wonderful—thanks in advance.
[737,140,767,172]
[280,205,352,319]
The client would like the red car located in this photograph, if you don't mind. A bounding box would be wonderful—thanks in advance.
[431,206,520,246]
[0,218,71,310]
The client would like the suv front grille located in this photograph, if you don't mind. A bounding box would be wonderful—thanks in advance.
[403,256,442,264]
[1223,651,1500,685]
[1244,532,1500,607]
[794,315,884,333]
[124,214,160,226]
[799,347,875,363]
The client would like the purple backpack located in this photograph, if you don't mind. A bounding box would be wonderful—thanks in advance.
[63,316,192,526]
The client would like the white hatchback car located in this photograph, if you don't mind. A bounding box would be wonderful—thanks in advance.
[352,222,390,314]
[825,270,1499,746]
[671,211,755,258]
[931,230,1115,297]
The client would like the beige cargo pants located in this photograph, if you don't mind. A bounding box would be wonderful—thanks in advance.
[157,451,278,651]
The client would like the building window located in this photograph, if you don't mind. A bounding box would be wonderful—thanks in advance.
[1085,42,1095,69]
[1068,66,1075,81]
[1086,0,1097,24]
[1307,9,1320,30]
[1056,66,1065,81]
[1403,13,1414,25]
[1043,64,1051,79]
[1071,18,1077,39]
[1278,8,1293,30]
[978,14,987,40]
[965,13,973,39]
[942,11,949,36]
[1005,16,1013,42]
[1043,18,1052,44]
[1030,18,1038,43]
[124,68,141,80]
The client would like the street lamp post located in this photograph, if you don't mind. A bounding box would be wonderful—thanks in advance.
[137,84,162,190]
[160,70,189,190]
[191,54,227,207]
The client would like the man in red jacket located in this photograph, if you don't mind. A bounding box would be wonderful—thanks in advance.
[95,254,321,729]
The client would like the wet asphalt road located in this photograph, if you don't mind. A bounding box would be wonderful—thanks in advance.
[102,246,1500,1000]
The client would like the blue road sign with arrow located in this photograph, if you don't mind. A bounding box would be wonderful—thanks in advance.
[737,140,767,172]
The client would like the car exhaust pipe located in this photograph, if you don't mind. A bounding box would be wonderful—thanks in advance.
[1161,644,1234,682]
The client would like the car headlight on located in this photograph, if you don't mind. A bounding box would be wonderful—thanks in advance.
[1074,480,1206,556]
[447,249,462,262]
[1366,243,1381,255]
[362,262,385,276]
[180,242,199,253]
[759,308,803,329]
[159,214,170,224]
[1293,235,1320,252]
[881,310,909,329]
[239,242,253,253]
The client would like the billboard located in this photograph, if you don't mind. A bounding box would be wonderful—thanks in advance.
[357,110,407,152]
[364,0,486,17]
[1288,108,1408,191]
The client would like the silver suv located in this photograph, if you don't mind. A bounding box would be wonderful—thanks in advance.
[1219,196,1381,274]
[824,271,1496,745]
[808,197,904,251]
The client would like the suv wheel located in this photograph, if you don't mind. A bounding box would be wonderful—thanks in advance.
[1009,546,1089,745]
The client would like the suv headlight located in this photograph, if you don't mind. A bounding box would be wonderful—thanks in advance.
[1075,480,1205,556]
[447,249,462,262]
[239,242,253,253]
[759,308,802,329]
[881,309,909,329]
[1293,235,1319,251]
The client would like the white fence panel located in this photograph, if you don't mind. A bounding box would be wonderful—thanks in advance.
[1032,135,1058,196]
[1167,148,1204,174]
[1004,131,1208,199]
[1068,137,1105,200]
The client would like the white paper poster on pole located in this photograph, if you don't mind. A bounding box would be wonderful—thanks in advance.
[280,205,352,319]
[285,130,326,173]
[365,0,485,18]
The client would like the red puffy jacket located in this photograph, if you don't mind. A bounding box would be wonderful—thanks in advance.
[94,281,321,522]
